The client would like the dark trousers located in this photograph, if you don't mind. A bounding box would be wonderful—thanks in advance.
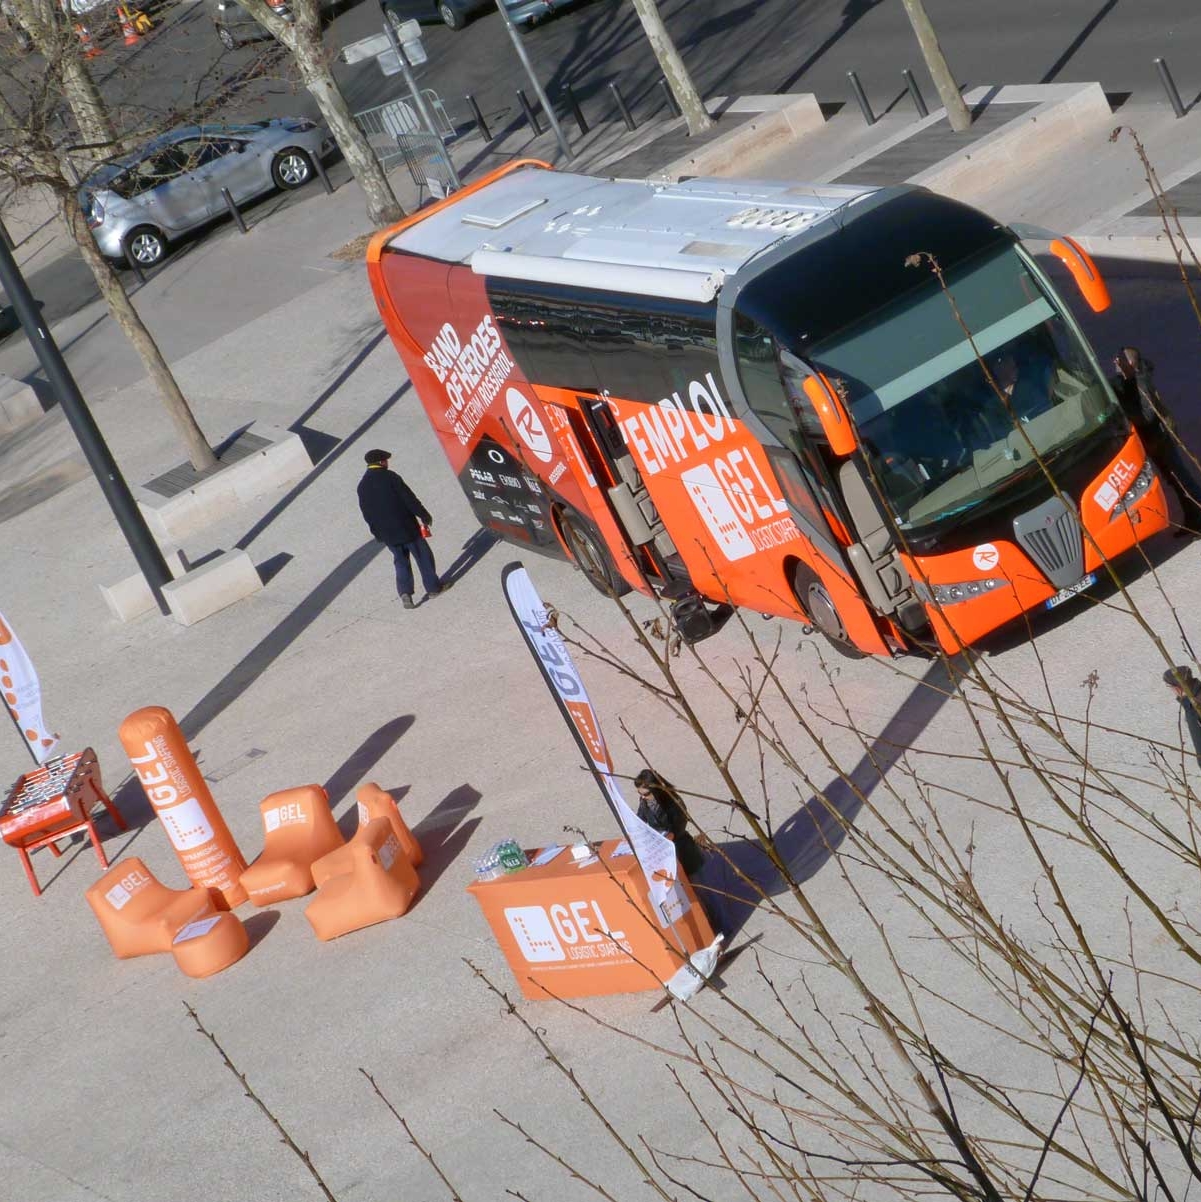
[390,538,439,598]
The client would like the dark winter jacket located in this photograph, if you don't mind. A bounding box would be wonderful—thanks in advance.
[1174,682,1201,768]
[357,465,431,546]
[637,785,705,877]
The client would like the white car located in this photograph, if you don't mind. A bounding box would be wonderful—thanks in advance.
[79,118,335,266]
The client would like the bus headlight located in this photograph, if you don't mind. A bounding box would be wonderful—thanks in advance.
[914,577,1007,606]
[1109,461,1155,520]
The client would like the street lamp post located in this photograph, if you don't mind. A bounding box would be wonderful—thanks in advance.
[0,221,172,613]
[494,1,572,161]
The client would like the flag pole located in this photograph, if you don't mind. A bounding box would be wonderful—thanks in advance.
[3,699,40,766]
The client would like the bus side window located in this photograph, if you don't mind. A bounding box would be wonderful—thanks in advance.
[489,284,599,394]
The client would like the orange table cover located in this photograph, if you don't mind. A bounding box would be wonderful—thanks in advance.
[467,836,713,1000]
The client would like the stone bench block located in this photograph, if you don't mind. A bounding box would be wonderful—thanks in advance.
[99,548,189,624]
[161,550,262,627]
[0,375,44,436]
[135,424,312,543]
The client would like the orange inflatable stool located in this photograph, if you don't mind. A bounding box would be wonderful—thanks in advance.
[170,911,250,979]
[305,818,420,942]
[86,857,216,959]
[311,782,422,888]
[239,785,344,906]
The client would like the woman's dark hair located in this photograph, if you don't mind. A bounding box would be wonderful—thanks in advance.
[634,768,672,792]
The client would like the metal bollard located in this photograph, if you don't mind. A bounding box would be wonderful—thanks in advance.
[0,225,14,252]
[312,154,335,196]
[466,92,493,143]
[847,70,876,125]
[563,82,589,137]
[122,244,147,285]
[1154,57,1186,119]
[516,87,542,135]
[221,187,248,235]
[609,81,637,132]
[902,68,929,119]
[658,77,681,118]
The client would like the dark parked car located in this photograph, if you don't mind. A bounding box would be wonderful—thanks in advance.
[206,0,340,49]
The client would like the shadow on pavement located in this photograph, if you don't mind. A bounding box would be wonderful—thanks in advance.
[236,382,409,550]
[407,783,483,903]
[179,538,386,741]
[323,714,416,812]
[439,528,499,589]
[774,0,884,93]
[696,655,956,938]
[244,909,282,950]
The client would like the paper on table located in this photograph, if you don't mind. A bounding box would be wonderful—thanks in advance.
[611,839,633,857]
[530,844,564,867]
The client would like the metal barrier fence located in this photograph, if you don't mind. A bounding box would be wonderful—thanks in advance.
[354,90,455,173]
[395,132,457,202]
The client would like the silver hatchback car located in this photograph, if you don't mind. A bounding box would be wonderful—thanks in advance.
[80,118,335,266]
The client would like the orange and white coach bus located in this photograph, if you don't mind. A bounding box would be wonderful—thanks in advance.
[367,160,1170,656]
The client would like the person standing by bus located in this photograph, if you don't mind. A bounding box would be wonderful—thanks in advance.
[1113,347,1201,535]
[1164,665,1201,768]
[357,449,444,609]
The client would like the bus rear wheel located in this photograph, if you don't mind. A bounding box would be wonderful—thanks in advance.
[793,564,864,659]
[557,509,631,597]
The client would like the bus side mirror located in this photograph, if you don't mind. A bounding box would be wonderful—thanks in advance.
[1049,236,1111,313]
[801,373,857,457]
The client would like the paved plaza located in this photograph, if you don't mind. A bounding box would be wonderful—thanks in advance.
[2,75,1201,1200]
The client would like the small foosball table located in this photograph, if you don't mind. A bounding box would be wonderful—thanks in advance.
[0,749,126,897]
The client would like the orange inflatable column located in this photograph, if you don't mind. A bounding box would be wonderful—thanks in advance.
[119,706,248,908]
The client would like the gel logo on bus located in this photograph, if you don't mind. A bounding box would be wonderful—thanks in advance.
[681,464,757,561]
[506,387,554,463]
[1092,456,1138,514]
[972,543,1000,571]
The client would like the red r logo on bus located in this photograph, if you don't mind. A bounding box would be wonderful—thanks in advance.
[972,543,1000,571]
[506,387,554,463]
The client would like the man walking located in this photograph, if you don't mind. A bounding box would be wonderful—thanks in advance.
[357,449,444,609]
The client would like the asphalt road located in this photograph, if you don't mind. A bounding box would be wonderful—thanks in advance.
[74,1,1201,156]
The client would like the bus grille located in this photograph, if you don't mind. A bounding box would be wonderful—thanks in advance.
[1012,496,1084,590]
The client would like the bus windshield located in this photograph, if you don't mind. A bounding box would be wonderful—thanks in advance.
[805,245,1121,531]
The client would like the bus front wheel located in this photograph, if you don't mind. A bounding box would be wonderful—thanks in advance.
[557,510,631,598]
[793,564,864,659]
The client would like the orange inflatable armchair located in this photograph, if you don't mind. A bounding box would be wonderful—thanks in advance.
[239,785,344,907]
[311,781,422,888]
[171,911,250,979]
[86,857,217,959]
[305,818,420,942]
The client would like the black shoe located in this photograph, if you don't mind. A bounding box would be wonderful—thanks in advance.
[401,594,415,609]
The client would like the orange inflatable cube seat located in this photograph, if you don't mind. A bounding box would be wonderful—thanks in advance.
[305,818,420,942]
[239,785,344,907]
[86,857,217,959]
[171,911,250,979]
[312,781,423,888]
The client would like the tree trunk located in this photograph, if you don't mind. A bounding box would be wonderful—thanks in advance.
[237,0,405,229]
[296,51,405,228]
[61,190,218,471]
[59,53,117,161]
[629,0,712,136]
[899,0,971,132]
[9,0,116,160]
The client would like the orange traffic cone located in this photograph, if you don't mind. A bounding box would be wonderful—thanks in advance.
[116,4,140,46]
[74,21,101,58]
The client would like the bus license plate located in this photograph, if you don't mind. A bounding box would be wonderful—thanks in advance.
[1045,572,1096,610]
